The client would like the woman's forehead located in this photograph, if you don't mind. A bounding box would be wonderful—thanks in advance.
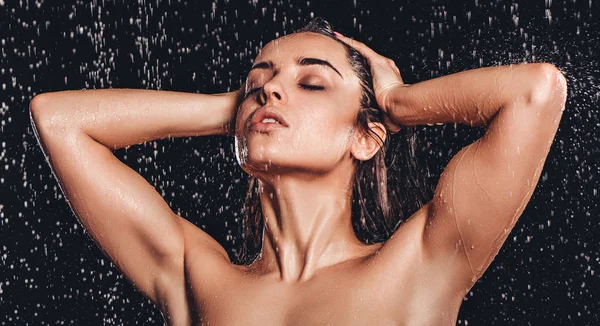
[254,33,350,72]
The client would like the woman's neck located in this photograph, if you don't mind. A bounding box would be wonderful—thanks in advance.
[247,169,373,283]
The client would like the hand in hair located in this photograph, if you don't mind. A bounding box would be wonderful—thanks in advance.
[334,32,406,133]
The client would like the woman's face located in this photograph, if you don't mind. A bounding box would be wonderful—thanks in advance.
[235,32,364,177]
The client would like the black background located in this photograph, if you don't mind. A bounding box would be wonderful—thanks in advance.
[0,0,598,325]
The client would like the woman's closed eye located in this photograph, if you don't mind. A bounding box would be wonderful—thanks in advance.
[299,84,325,91]
[245,84,325,97]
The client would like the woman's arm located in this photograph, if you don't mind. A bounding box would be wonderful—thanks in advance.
[335,33,567,293]
[29,89,240,323]
[384,63,565,128]
[388,63,567,288]
[31,88,240,149]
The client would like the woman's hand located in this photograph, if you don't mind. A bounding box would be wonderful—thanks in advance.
[222,87,245,136]
[334,32,405,133]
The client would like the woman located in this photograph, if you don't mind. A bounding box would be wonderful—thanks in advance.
[30,18,567,325]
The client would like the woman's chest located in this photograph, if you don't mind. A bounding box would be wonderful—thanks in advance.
[187,267,456,325]
[194,281,400,325]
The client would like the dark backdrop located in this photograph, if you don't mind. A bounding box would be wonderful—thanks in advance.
[0,0,598,325]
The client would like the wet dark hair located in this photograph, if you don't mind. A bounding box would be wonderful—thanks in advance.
[236,17,431,265]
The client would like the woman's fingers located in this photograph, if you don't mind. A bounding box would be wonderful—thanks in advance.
[333,32,380,61]
[383,115,402,134]
[335,32,400,75]
[334,31,405,119]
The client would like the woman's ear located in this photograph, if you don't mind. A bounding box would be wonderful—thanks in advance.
[350,121,387,161]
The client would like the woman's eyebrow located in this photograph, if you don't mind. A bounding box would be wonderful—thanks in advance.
[297,57,344,80]
[249,61,274,72]
[248,57,344,80]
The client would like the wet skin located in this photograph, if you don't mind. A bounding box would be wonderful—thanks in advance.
[30,30,567,325]
[183,33,475,325]
[181,205,463,325]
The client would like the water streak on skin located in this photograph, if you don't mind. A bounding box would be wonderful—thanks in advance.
[450,145,476,278]
[471,141,499,215]
[475,102,558,280]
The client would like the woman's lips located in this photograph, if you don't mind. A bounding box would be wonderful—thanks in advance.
[249,121,287,132]
[248,107,289,132]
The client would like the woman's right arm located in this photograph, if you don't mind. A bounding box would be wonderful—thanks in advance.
[31,88,239,149]
[29,88,240,322]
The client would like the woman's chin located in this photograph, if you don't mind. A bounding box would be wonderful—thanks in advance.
[238,157,279,175]
[236,141,286,169]
[235,141,336,176]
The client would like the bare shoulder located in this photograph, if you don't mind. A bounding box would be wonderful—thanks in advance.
[177,217,251,318]
[153,218,241,325]
[180,218,230,260]
[179,217,242,285]
[371,203,475,298]
[370,204,430,270]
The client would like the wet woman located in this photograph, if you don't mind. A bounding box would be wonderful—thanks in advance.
[30,18,567,325]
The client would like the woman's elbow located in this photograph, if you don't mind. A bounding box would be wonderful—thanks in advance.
[30,92,63,121]
[29,93,70,134]
[527,63,568,110]
[29,94,51,130]
[29,93,48,118]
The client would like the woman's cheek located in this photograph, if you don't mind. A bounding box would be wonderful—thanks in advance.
[304,114,346,154]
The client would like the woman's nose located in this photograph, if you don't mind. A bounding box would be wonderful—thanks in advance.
[259,78,287,105]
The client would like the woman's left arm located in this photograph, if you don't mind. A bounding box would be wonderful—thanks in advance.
[336,33,567,289]
[384,63,567,128]
[387,63,567,284]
